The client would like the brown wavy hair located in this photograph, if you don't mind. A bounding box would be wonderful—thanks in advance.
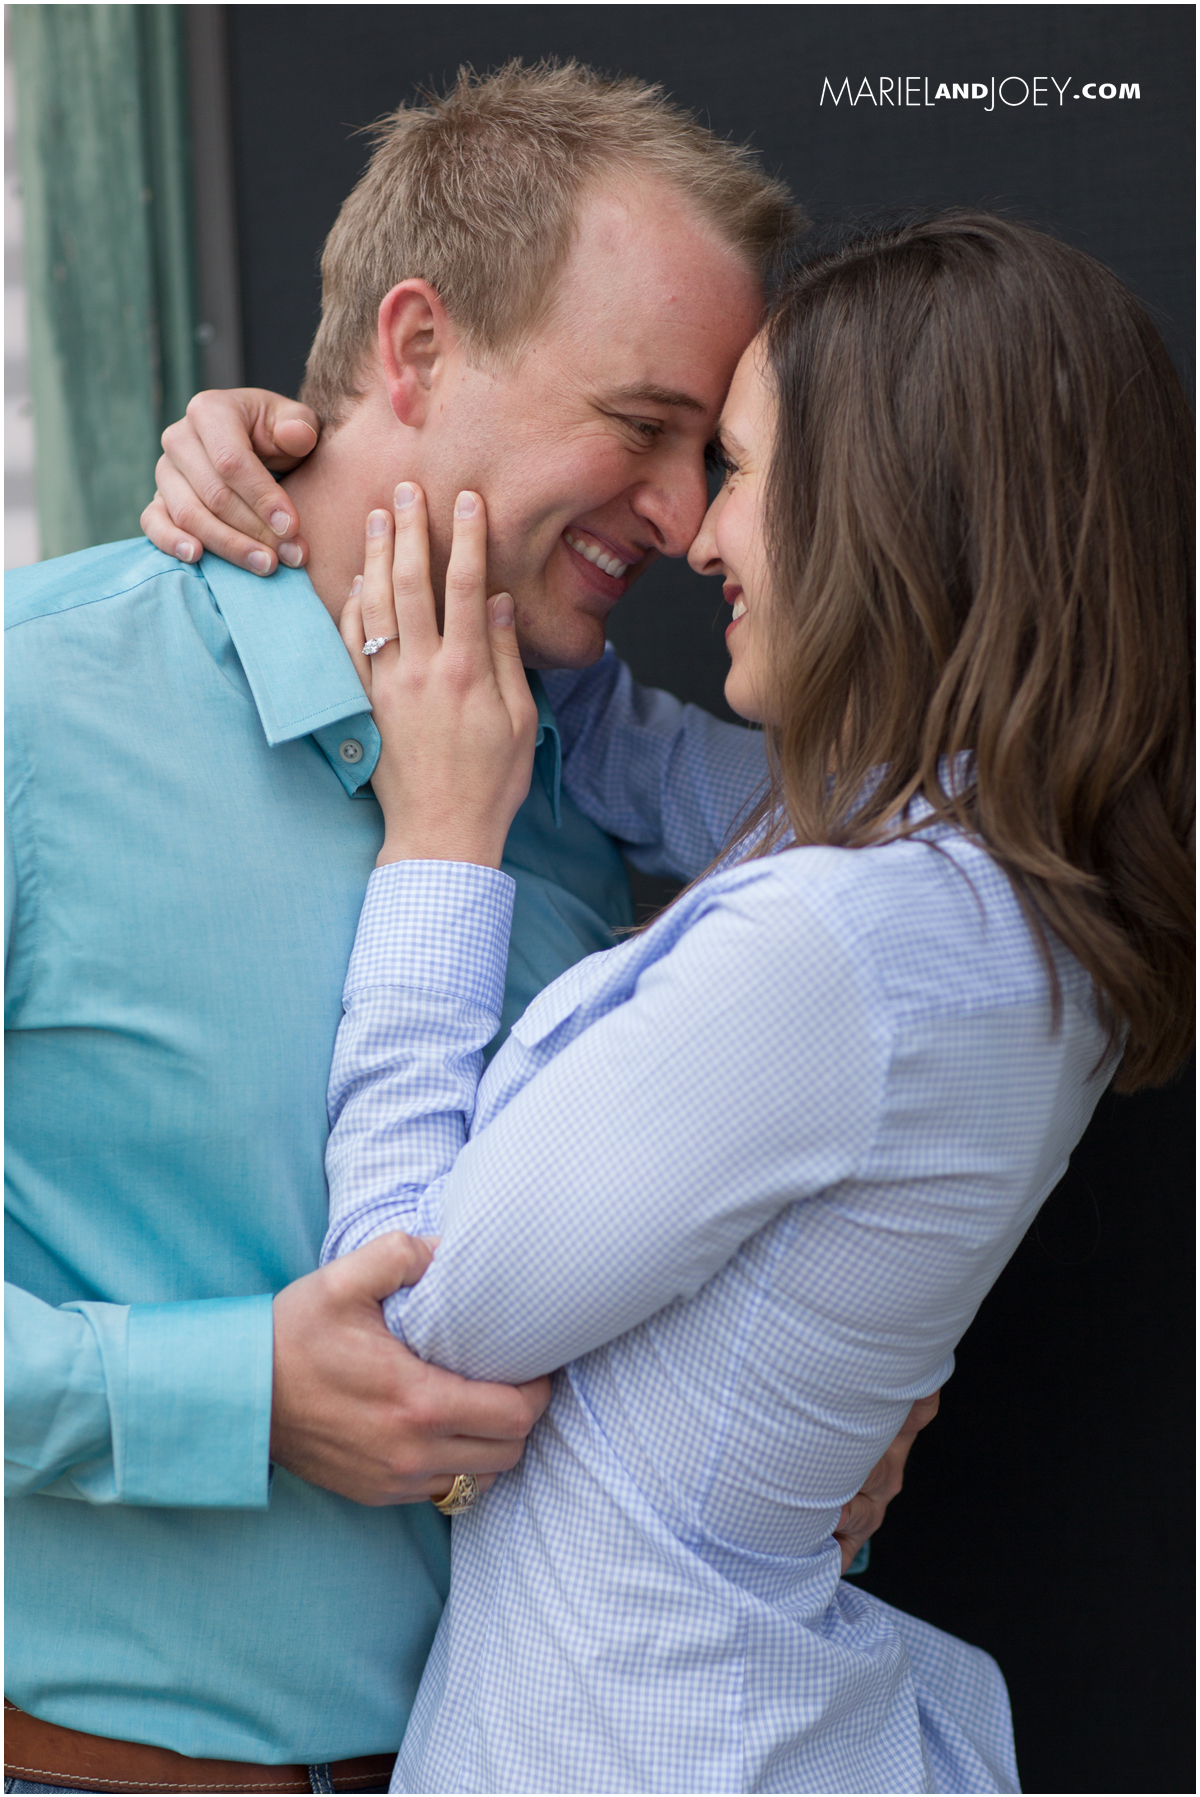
[734,213,1194,1091]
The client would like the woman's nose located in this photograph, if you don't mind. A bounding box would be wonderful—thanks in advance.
[687,495,723,576]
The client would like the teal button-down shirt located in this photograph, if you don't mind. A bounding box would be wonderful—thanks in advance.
[4,539,632,1762]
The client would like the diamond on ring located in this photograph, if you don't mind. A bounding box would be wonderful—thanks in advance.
[362,635,395,657]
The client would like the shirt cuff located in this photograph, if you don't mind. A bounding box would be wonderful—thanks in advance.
[72,1292,275,1508]
[344,859,516,1020]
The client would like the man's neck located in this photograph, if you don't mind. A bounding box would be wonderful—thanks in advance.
[281,398,417,625]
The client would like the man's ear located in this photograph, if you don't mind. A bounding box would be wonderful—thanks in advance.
[378,281,459,429]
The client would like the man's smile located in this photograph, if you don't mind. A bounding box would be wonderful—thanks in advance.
[559,523,654,605]
[564,526,632,580]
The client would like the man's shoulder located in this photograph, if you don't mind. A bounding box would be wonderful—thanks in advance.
[5,538,199,633]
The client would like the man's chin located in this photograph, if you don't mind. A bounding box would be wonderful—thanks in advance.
[515,608,610,673]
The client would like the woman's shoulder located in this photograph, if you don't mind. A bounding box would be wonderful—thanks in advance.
[700,831,1095,1031]
[501,825,1096,1079]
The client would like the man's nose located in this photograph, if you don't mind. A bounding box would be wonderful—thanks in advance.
[628,459,710,559]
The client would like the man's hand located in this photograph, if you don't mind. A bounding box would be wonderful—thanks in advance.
[833,1390,941,1574]
[270,1232,551,1506]
[140,388,320,576]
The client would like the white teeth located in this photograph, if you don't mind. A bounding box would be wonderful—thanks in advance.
[731,599,747,620]
[565,530,629,579]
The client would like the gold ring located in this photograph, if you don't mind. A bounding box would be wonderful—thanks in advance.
[432,1473,479,1516]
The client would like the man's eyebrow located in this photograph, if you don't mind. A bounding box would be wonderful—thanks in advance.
[603,384,708,414]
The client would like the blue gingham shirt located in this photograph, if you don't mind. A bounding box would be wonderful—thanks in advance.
[325,650,1113,1793]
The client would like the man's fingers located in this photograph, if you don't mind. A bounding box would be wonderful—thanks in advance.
[333,1229,436,1303]
[405,1433,526,1477]
[855,1440,907,1509]
[427,1368,552,1444]
[834,1526,872,1575]
[873,1388,940,1497]
[441,490,490,660]
[835,1488,885,1572]
[389,482,439,654]
[427,1471,499,1503]
[837,1490,882,1543]
[516,1371,553,1426]
[901,1389,941,1440]
[832,1390,943,1571]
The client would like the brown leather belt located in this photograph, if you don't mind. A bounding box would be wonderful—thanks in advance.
[3,1701,396,1793]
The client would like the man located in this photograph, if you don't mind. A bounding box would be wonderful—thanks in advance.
[7,60,926,1796]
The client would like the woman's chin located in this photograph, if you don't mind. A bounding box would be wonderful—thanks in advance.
[724,667,770,726]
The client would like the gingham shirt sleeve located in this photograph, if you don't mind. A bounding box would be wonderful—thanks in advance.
[541,649,769,879]
[322,859,515,1260]
[388,872,887,1382]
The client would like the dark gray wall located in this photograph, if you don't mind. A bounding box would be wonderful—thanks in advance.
[221,9,1195,1791]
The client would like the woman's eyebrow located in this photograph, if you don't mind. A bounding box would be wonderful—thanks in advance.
[712,423,747,458]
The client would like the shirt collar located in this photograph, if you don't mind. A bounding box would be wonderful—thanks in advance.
[527,671,562,827]
[200,555,563,815]
[199,555,379,794]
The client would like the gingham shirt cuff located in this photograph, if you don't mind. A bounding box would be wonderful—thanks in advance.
[344,858,516,1018]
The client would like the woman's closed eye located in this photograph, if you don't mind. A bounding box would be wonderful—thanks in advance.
[705,439,738,480]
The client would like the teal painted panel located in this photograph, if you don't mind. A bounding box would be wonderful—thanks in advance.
[11,5,200,556]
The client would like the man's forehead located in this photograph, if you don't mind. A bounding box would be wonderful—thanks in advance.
[554,180,762,339]
[535,186,762,415]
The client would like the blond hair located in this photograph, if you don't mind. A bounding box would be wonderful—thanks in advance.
[301,59,799,424]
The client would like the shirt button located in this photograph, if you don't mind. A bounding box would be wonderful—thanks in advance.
[339,739,364,764]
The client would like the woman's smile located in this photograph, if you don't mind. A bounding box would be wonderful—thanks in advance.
[687,338,778,724]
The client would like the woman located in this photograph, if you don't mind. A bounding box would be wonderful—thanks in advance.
[179,215,1194,1790]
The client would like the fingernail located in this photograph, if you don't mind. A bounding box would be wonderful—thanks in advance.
[247,549,272,574]
[175,541,195,563]
[278,541,303,567]
[270,509,291,535]
[490,592,514,627]
[367,510,389,538]
[455,491,478,518]
[349,575,363,598]
[394,482,417,510]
